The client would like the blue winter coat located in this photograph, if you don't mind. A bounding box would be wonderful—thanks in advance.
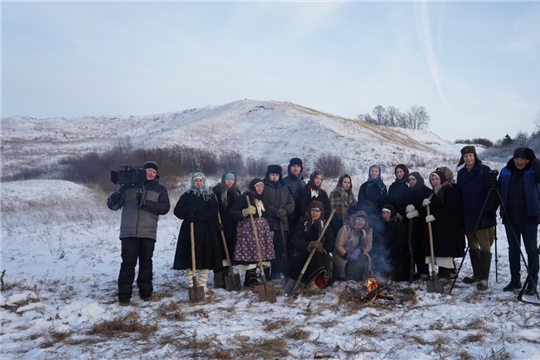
[499,159,540,220]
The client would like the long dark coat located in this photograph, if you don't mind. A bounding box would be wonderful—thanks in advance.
[387,181,409,218]
[173,192,222,270]
[355,181,388,234]
[381,218,409,281]
[423,186,466,258]
[213,184,240,262]
[289,219,335,284]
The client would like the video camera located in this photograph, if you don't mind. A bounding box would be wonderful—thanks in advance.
[488,170,499,182]
[111,165,147,185]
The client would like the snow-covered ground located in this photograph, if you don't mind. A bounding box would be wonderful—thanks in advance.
[1,100,538,359]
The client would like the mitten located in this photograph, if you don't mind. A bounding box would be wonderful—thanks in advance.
[110,192,122,204]
[242,205,256,217]
[405,205,416,214]
[307,241,322,252]
[396,213,404,221]
[348,248,362,262]
[406,210,419,219]
[342,252,350,260]
[425,215,436,223]
[276,209,288,220]
[422,198,431,207]
[187,214,198,223]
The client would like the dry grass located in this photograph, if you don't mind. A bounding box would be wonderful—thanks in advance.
[89,312,158,340]
[156,301,186,321]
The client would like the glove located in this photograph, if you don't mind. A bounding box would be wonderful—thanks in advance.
[396,213,404,221]
[307,241,323,252]
[348,248,362,262]
[187,214,198,223]
[242,206,256,217]
[406,210,419,219]
[214,221,223,233]
[425,215,436,223]
[342,252,350,260]
[422,198,431,207]
[109,192,122,204]
[524,148,536,161]
[405,205,416,214]
[276,209,288,220]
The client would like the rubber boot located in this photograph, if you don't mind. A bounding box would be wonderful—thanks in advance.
[476,251,492,291]
[213,268,226,289]
[463,249,481,284]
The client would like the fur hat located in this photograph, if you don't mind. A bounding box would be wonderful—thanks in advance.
[265,164,282,181]
[458,145,482,167]
[143,161,158,172]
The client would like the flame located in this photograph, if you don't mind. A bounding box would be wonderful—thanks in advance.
[367,278,378,293]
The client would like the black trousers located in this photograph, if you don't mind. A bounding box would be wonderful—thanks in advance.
[118,237,155,302]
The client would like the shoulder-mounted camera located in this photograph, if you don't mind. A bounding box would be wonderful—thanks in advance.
[111,165,147,185]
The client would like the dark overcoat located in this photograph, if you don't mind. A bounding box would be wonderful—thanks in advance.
[173,192,222,270]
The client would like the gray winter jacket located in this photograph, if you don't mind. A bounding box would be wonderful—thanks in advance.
[263,179,295,232]
[107,177,170,240]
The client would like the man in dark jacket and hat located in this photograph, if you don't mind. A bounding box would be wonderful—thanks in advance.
[457,146,497,290]
[264,164,295,279]
[498,147,540,295]
[107,161,170,304]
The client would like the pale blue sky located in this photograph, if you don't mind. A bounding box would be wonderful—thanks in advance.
[2,1,539,141]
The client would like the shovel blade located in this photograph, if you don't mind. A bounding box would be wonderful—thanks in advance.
[426,278,445,294]
[224,274,241,291]
[282,279,304,297]
[258,282,277,303]
[188,285,206,302]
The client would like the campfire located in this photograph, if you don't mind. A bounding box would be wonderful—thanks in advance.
[358,275,394,302]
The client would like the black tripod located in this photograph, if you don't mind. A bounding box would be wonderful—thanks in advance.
[449,172,539,303]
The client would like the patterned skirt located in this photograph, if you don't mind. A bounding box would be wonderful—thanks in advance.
[234,218,275,262]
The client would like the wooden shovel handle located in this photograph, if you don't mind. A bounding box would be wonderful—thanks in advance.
[217,212,235,276]
[426,204,437,270]
[190,222,197,274]
[246,197,269,286]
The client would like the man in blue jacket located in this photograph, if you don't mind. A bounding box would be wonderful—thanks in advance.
[499,148,540,295]
[457,146,496,291]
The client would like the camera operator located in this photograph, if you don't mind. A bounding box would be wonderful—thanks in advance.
[107,161,170,305]
[499,147,540,296]
[457,146,497,291]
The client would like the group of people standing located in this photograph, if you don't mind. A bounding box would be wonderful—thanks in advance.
[107,146,540,305]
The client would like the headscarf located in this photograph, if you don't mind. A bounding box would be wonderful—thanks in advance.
[365,165,385,194]
[248,178,265,217]
[306,170,326,198]
[338,174,353,195]
[394,164,409,184]
[407,172,425,191]
[429,170,449,202]
[382,204,398,224]
[215,171,239,208]
[190,172,215,201]
[303,200,325,234]
[435,166,455,184]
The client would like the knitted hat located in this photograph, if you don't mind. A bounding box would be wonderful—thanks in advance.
[513,147,535,161]
[308,200,325,215]
[143,161,158,172]
[458,145,482,167]
[288,157,304,175]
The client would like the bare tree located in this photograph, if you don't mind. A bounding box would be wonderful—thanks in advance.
[386,106,400,127]
[514,131,529,146]
[372,105,386,126]
[534,109,540,131]
[406,105,430,130]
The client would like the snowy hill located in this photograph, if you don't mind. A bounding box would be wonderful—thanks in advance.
[1,99,460,178]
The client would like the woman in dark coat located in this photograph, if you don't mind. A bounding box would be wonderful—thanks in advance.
[404,172,432,279]
[297,170,332,221]
[229,178,275,290]
[422,170,466,280]
[354,165,388,234]
[387,164,409,218]
[381,204,408,281]
[212,171,241,288]
[173,172,222,292]
[289,201,335,292]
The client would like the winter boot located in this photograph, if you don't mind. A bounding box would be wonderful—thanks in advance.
[503,280,522,292]
[213,268,226,289]
[463,249,481,284]
[436,267,451,282]
[476,251,492,291]
[244,269,259,290]
[198,269,210,294]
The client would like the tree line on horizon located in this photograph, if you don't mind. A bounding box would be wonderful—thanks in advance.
[357,105,430,130]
